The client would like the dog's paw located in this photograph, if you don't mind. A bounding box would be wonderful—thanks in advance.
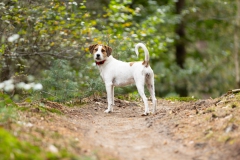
[104,109,111,113]
[141,112,149,116]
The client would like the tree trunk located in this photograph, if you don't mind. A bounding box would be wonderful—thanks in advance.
[235,0,240,88]
[174,0,188,96]
[0,57,11,82]
[175,0,186,69]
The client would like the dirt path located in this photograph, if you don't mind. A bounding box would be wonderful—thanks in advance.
[72,102,193,160]
[17,95,240,160]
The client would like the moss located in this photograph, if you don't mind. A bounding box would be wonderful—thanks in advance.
[116,92,140,101]
[165,96,198,102]
[218,135,232,143]
[45,107,63,115]
[35,106,63,115]
[0,128,45,160]
[236,93,240,100]
[204,130,214,140]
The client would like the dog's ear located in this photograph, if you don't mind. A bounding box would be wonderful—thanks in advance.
[105,45,112,57]
[89,44,98,54]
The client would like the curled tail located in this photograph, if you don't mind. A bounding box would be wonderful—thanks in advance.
[135,43,150,67]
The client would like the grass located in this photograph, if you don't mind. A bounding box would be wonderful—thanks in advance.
[39,106,63,115]
[18,102,63,115]
[165,96,198,102]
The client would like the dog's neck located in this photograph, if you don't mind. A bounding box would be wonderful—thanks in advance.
[95,56,114,66]
[95,60,106,65]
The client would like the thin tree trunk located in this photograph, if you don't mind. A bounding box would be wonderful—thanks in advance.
[174,0,188,96]
[175,0,186,69]
[235,0,240,88]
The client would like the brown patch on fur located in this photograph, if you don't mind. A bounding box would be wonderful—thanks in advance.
[89,44,99,54]
[101,45,107,58]
[105,45,112,57]
[129,62,135,66]
[142,61,149,67]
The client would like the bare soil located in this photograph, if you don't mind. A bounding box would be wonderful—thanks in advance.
[15,93,240,160]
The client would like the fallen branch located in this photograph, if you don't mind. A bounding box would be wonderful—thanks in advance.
[230,89,240,94]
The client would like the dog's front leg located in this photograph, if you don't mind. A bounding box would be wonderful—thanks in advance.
[112,85,115,106]
[104,83,113,113]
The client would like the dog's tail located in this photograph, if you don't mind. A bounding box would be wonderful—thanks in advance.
[135,43,150,67]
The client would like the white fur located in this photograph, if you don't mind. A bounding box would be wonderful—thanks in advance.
[94,43,157,115]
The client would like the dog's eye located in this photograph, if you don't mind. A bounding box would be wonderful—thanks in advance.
[101,49,105,52]
[94,48,98,51]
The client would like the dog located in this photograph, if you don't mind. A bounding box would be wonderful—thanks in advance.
[89,43,157,115]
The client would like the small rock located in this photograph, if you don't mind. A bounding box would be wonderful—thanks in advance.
[147,123,152,128]
[225,124,238,133]
[194,143,207,149]
[195,100,206,106]
[31,107,40,113]
[48,144,58,153]
[212,113,217,118]
[95,102,102,105]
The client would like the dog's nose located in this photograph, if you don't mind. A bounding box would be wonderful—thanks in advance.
[96,54,100,58]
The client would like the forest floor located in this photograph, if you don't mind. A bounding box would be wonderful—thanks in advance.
[7,91,240,160]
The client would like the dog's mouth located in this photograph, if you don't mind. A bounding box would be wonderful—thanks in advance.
[95,57,102,61]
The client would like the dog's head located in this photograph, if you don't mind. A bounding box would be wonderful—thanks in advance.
[89,44,112,62]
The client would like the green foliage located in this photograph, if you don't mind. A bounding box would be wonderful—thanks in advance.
[40,59,105,102]
[0,0,239,100]
[0,128,81,160]
[0,93,17,107]
[40,60,80,102]
[0,93,17,125]
[0,128,41,160]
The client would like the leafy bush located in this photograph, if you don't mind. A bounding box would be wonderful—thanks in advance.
[40,59,105,102]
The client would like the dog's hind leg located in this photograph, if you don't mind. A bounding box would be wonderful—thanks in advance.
[136,82,149,115]
[146,73,157,113]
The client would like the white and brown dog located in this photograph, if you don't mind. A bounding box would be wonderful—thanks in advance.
[89,43,157,115]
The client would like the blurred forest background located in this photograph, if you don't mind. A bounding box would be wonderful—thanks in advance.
[0,0,240,102]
